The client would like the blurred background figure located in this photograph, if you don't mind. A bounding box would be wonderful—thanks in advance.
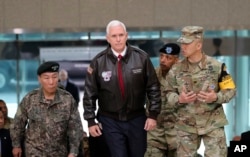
[0,109,13,157]
[0,99,13,129]
[212,38,222,56]
[59,69,80,107]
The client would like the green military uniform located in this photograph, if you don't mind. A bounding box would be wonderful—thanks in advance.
[10,87,83,157]
[145,67,177,157]
[166,54,236,157]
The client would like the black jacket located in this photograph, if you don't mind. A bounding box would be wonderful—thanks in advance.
[65,79,80,106]
[83,44,161,126]
[0,128,13,157]
[241,131,250,141]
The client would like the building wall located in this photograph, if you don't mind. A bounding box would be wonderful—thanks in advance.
[1,0,250,33]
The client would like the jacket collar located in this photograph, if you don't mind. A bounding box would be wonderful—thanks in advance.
[181,52,208,72]
[107,43,131,64]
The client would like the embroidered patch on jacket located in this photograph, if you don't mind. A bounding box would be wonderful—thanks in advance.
[102,71,112,81]
[132,68,142,74]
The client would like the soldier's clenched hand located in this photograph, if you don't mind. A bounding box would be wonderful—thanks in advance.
[178,86,197,103]
[197,88,217,103]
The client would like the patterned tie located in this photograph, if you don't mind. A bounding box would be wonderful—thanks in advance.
[117,55,125,99]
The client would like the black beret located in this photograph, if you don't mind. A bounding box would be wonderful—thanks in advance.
[37,61,60,75]
[159,43,180,55]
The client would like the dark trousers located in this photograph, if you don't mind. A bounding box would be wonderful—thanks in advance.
[88,135,110,157]
[98,115,147,157]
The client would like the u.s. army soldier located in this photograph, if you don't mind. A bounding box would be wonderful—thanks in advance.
[145,43,180,157]
[166,26,236,157]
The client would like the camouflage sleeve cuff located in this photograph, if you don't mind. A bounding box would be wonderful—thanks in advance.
[167,93,187,108]
[167,93,180,107]
[12,142,21,148]
[69,148,79,156]
[213,92,222,104]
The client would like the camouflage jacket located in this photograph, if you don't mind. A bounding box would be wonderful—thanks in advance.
[10,87,83,157]
[166,53,236,134]
[155,67,177,129]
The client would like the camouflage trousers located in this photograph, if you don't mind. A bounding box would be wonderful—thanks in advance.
[144,124,177,157]
[176,127,227,157]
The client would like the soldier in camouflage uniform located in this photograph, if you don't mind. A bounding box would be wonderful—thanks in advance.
[166,26,236,157]
[10,61,83,157]
[144,43,180,157]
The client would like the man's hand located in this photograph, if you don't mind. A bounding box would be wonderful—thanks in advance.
[89,124,102,137]
[178,86,197,103]
[197,88,217,103]
[144,118,156,131]
[68,153,77,157]
[12,147,22,157]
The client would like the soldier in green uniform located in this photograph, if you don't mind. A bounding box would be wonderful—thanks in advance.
[10,61,83,157]
[166,26,236,157]
[144,43,180,157]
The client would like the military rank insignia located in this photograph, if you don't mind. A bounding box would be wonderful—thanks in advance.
[218,63,236,90]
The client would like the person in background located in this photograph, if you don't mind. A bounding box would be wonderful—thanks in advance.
[81,131,90,157]
[10,61,83,157]
[166,26,236,157]
[83,20,161,157]
[0,99,13,129]
[212,38,222,57]
[144,43,180,157]
[59,69,80,107]
[0,109,13,157]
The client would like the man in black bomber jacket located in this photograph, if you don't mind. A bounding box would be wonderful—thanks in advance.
[83,20,161,157]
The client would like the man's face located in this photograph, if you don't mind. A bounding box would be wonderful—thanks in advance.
[180,40,201,58]
[38,72,59,95]
[106,25,128,53]
[0,102,8,118]
[59,71,67,82]
[159,53,178,71]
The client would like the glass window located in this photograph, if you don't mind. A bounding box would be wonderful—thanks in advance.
[0,33,16,41]
[128,31,160,39]
[19,32,89,41]
[162,30,181,38]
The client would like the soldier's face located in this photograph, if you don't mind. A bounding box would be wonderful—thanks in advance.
[38,72,59,95]
[159,53,178,71]
[106,25,128,53]
[181,40,201,58]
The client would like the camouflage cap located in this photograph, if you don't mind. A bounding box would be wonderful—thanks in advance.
[177,26,204,44]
